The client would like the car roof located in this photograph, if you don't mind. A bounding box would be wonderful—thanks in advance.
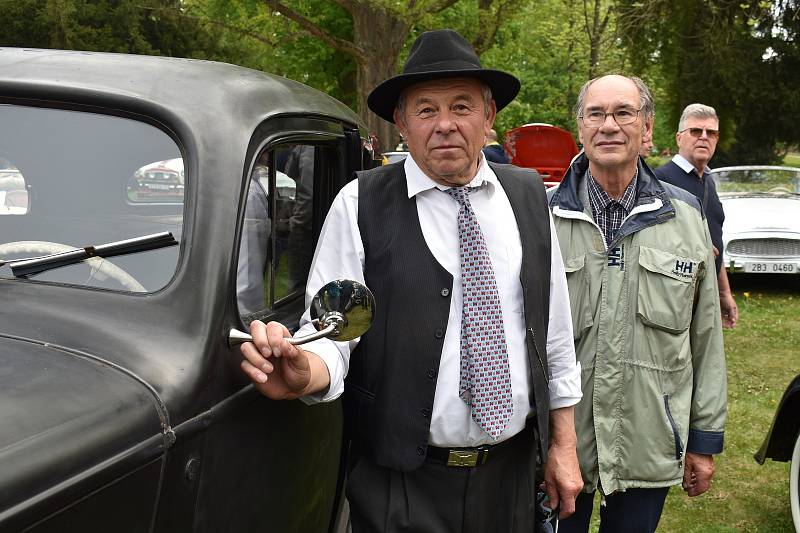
[0,48,362,134]
[711,165,800,173]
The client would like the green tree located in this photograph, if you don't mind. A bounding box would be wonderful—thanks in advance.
[0,0,217,58]
[186,0,537,151]
[618,0,800,164]
[458,0,628,143]
[184,0,357,106]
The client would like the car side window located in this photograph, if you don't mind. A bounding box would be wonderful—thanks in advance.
[274,145,315,302]
[236,150,273,317]
[236,143,319,319]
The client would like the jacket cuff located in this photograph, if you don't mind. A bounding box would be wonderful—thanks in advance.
[687,429,724,454]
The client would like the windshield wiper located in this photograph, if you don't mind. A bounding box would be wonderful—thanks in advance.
[2,232,178,278]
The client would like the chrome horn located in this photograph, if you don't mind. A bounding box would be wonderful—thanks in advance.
[228,279,375,347]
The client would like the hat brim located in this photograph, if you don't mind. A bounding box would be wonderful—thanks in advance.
[367,69,521,124]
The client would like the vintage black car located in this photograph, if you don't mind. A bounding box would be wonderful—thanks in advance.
[0,48,370,532]
[755,374,800,531]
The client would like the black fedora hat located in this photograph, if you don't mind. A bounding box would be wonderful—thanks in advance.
[367,29,521,124]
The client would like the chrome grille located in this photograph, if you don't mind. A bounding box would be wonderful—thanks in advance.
[727,238,800,257]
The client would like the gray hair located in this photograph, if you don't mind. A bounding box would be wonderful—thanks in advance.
[395,80,493,125]
[574,75,655,122]
[678,103,718,131]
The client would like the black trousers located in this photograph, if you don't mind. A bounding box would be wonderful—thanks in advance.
[557,487,670,533]
[346,436,537,533]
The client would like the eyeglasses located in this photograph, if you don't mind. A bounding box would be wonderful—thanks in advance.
[679,127,719,140]
[579,107,643,128]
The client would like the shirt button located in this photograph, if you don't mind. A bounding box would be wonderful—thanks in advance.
[420,408,430,418]
[426,368,437,379]
[434,328,444,339]
[416,446,425,456]
[441,288,450,297]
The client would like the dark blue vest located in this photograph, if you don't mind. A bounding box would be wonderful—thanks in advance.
[346,161,552,471]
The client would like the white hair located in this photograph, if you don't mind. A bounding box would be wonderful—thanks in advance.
[574,75,655,121]
[678,103,718,131]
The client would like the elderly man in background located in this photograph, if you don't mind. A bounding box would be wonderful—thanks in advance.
[483,128,511,163]
[655,103,738,328]
[548,75,727,533]
[240,29,583,532]
[640,137,654,158]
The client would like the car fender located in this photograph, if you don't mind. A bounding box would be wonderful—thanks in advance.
[755,373,800,463]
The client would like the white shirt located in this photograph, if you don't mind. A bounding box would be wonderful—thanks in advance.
[673,153,710,175]
[297,155,581,446]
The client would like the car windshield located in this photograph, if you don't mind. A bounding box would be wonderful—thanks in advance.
[0,104,184,292]
[711,167,800,197]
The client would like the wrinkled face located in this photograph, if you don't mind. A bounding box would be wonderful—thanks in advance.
[577,75,652,173]
[677,116,719,169]
[394,78,496,187]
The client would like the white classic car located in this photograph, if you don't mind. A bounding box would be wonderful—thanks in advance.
[710,165,800,274]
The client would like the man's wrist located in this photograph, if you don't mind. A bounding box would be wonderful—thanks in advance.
[549,406,578,447]
[297,350,331,397]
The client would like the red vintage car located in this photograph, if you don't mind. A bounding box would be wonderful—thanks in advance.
[504,123,579,187]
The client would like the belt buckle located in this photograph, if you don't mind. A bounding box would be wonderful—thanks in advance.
[447,449,479,467]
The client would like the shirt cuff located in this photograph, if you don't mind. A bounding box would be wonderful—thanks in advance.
[297,336,345,405]
[687,428,724,455]
[548,361,583,409]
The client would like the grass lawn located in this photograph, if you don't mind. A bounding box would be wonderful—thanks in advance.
[589,274,800,532]
[783,152,800,168]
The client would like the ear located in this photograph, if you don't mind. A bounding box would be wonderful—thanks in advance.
[577,120,585,146]
[393,108,407,137]
[643,114,654,143]
[484,100,497,135]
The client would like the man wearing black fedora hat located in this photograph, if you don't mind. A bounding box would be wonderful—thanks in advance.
[240,29,582,532]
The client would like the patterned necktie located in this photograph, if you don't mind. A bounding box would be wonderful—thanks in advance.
[446,186,513,439]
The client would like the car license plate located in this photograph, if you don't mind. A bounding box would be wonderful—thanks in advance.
[744,262,797,273]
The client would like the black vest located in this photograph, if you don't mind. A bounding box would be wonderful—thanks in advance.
[346,161,552,471]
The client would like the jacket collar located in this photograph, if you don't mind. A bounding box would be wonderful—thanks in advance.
[549,152,677,243]
[550,151,673,213]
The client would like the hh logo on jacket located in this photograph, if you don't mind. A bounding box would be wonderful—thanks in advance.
[672,259,696,279]
[608,245,624,270]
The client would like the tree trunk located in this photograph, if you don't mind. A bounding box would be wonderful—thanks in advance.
[564,0,578,121]
[352,7,410,153]
[588,0,600,77]
[47,0,74,48]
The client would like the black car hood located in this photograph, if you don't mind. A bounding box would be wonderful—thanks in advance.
[0,335,165,514]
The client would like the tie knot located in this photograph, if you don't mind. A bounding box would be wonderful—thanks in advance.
[446,186,473,206]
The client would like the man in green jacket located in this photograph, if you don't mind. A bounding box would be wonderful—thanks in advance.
[548,74,727,533]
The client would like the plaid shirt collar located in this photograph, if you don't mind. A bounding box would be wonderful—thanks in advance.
[587,167,638,247]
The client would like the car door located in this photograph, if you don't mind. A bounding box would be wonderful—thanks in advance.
[153,119,364,533]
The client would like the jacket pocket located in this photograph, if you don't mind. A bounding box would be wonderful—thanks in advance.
[563,254,594,340]
[636,246,699,333]
[663,394,684,468]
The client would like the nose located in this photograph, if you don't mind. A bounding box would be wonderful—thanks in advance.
[598,113,620,132]
[435,109,457,134]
